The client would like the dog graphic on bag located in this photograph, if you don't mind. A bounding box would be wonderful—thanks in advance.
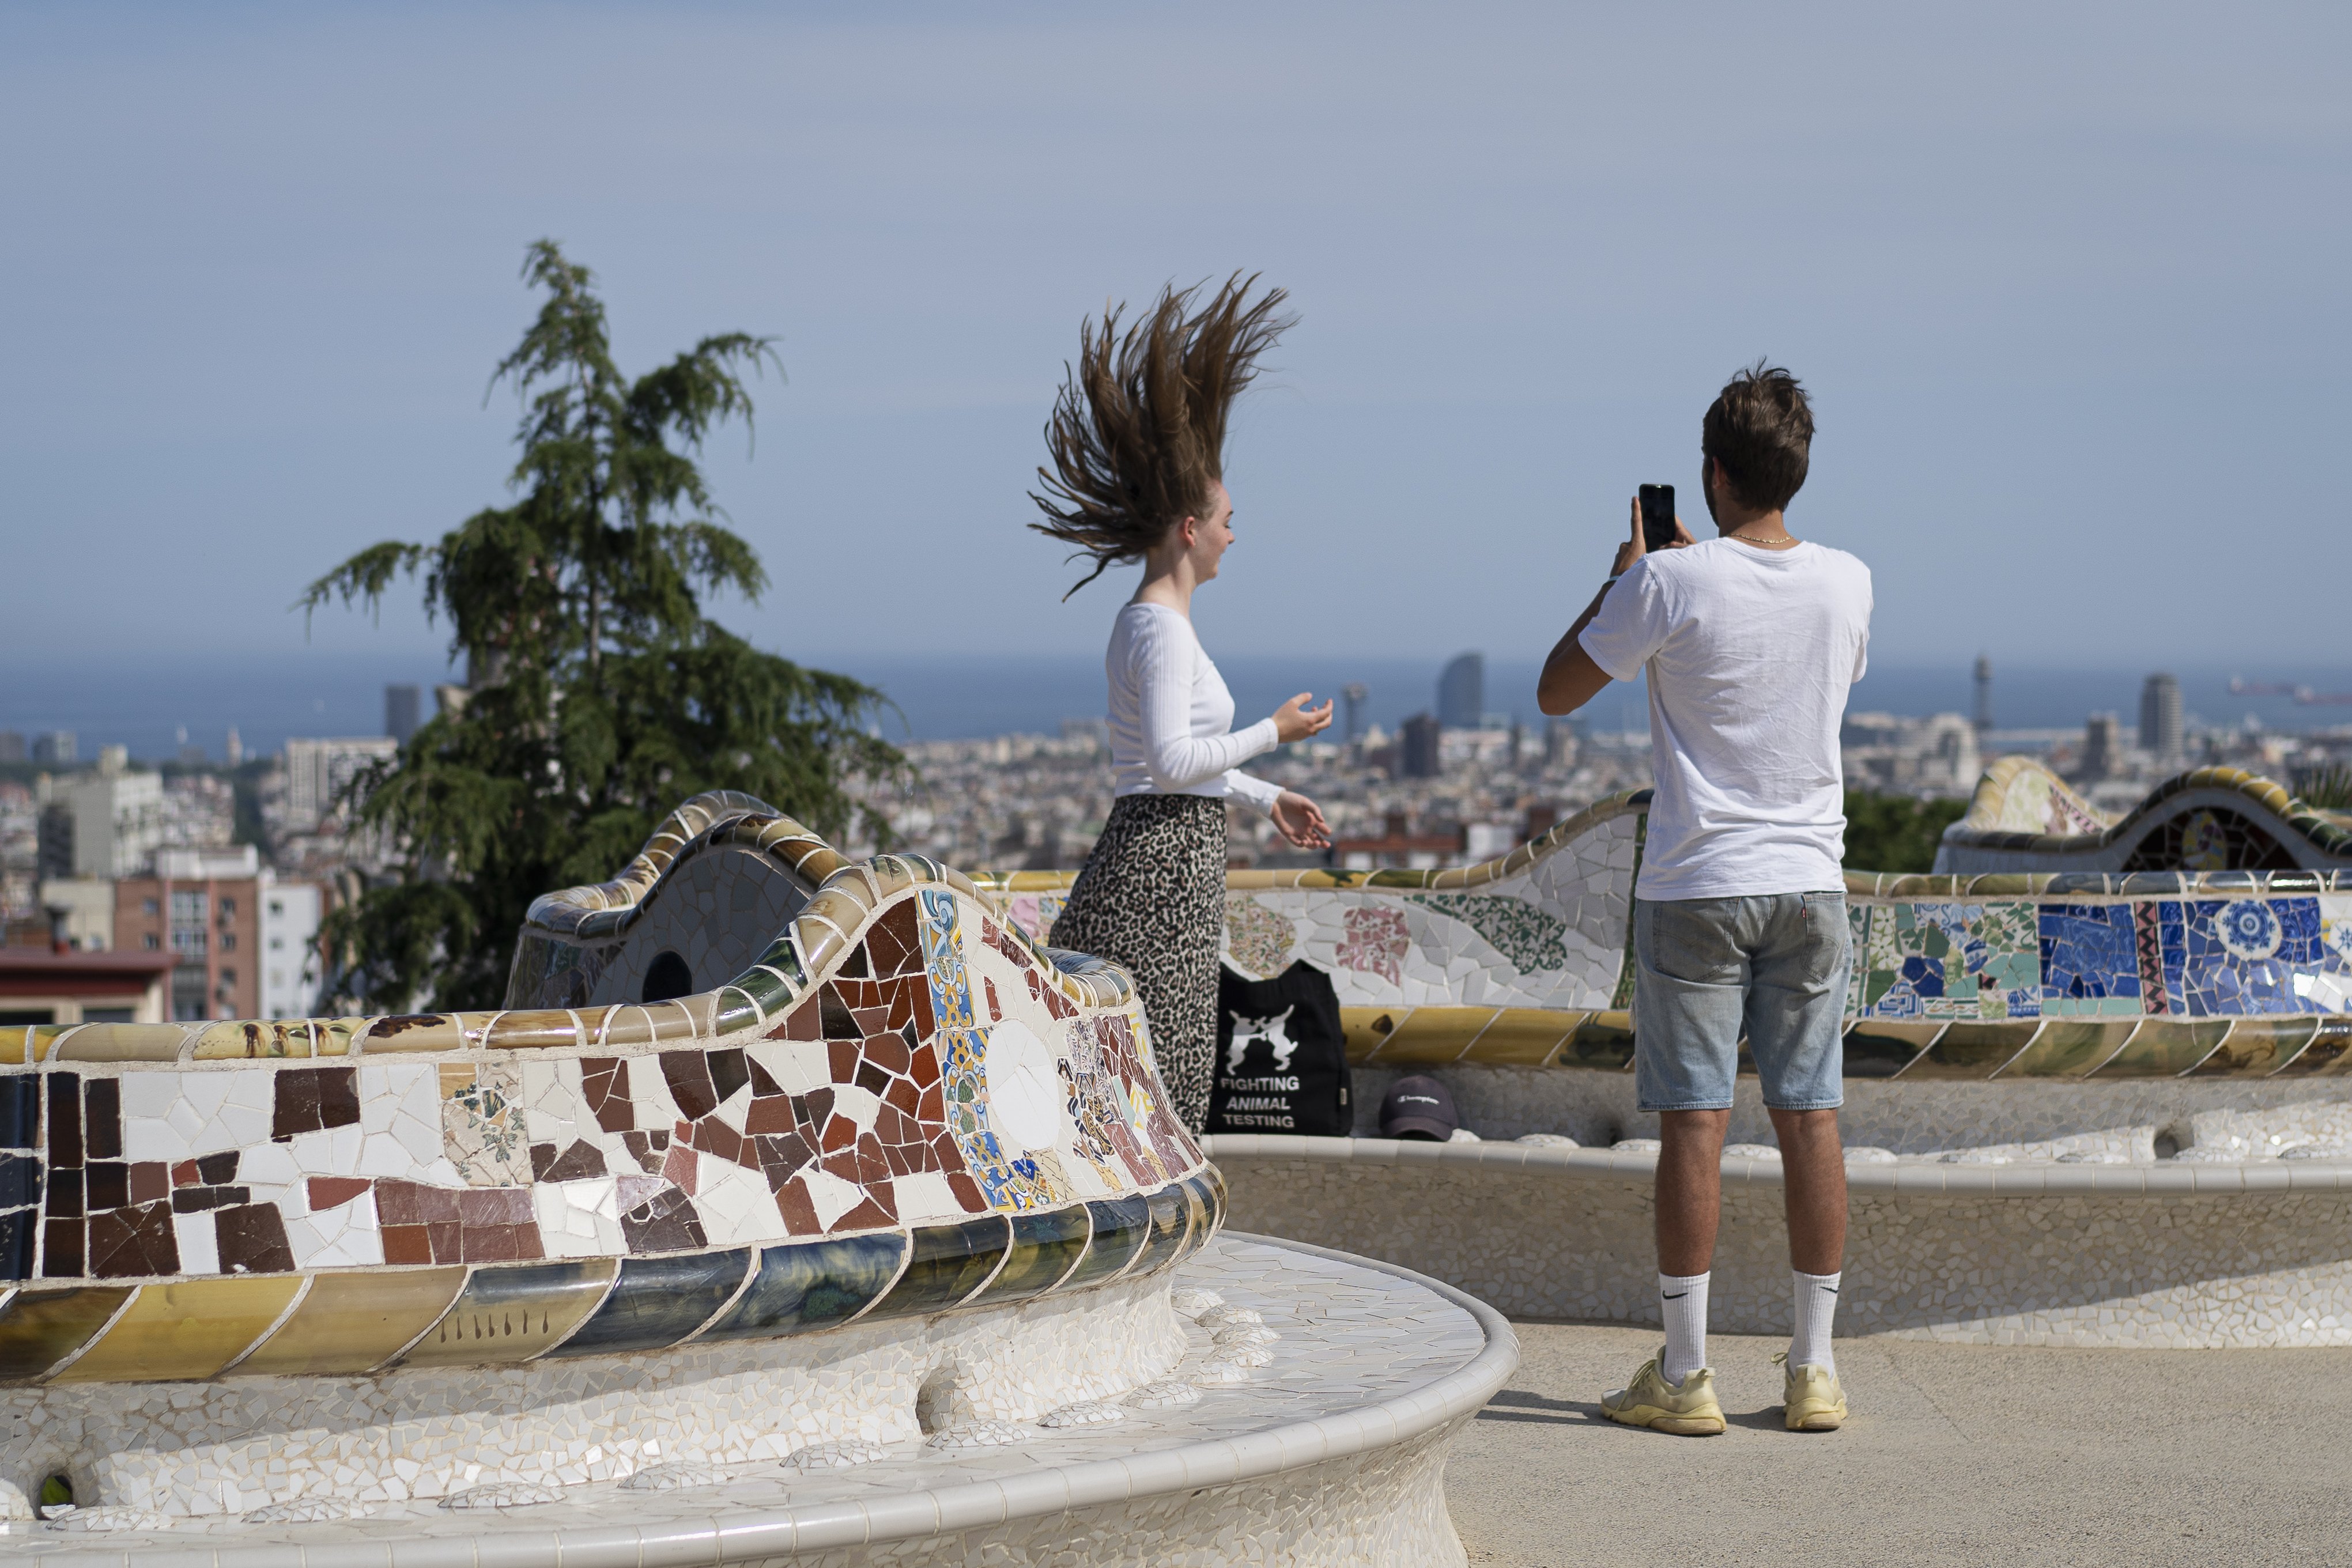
[1226,1007,1300,1076]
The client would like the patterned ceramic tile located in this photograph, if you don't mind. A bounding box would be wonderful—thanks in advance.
[1857,901,2040,1020]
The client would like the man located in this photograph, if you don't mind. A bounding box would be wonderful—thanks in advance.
[1536,362,1871,1435]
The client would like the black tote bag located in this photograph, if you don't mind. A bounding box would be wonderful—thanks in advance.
[1206,959,1353,1136]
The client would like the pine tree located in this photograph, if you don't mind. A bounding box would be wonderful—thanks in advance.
[303,240,903,1011]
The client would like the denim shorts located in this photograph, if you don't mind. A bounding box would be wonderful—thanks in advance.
[1633,892,1851,1113]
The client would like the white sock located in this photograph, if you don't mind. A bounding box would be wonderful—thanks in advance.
[1659,1271,1710,1386]
[1791,1270,1840,1374]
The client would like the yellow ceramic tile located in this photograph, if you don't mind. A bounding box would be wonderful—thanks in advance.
[2189,1018,2318,1078]
[237,1268,469,1375]
[1898,1021,2040,1079]
[0,1287,135,1380]
[1558,1011,1637,1070]
[1458,1010,1583,1067]
[192,1021,312,1059]
[51,1278,304,1383]
[1369,1008,1499,1066]
[596,1007,660,1048]
[1995,1020,2138,1079]
[1338,1007,1402,1064]
[396,1259,617,1367]
[2091,1018,2231,1078]
[55,1025,188,1061]
[360,1015,467,1053]
[2275,1018,2352,1076]
[483,1011,580,1051]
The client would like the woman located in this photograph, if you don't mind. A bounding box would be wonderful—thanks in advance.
[1030,275,1334,1134]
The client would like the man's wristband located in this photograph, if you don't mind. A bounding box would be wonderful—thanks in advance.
[1605,574,1623,588]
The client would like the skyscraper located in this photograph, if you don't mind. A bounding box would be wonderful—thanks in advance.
[1341,683,1368,745]
[386,684,422,744]
[2082,713,2121,783]
[1437,653,1483,730]
[1399,713,1442,779]
[2139,672,2183,767]
[1972,655,1994,735]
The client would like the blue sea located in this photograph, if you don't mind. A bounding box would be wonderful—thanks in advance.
[2,651,2347,761]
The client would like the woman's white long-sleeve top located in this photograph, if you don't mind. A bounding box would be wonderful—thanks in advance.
[1104,602,1283,811]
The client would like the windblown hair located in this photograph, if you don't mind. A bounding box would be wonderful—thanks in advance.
[1029,274,1295,598]
[1702,360,1814,514]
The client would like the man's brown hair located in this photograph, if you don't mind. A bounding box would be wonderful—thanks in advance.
[1028,274,1293,598]
[1701,361,1813,514]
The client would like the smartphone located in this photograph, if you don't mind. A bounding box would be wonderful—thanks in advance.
[1639,485,1677,553]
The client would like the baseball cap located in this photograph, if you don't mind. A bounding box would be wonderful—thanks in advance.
[1379,1074,1459,1141]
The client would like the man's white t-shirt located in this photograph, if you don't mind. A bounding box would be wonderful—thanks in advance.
[1578,537,1872,901]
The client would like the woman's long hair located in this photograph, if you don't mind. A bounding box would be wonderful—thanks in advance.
[1029,274,1294,598]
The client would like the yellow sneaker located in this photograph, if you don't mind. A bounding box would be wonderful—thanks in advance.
[1773,1352,1847,1431]
[1601,1352,1724,1436]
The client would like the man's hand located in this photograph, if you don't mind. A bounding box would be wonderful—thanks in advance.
[1269,790,1330,849]
[1613,493,1696,576]
[1538,496,1692,716]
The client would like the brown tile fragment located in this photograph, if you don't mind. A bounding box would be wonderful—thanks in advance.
[87,1200,178,1278]
[382,1225,432,1264]
[945,1172,986,1213]
[197,1151,239,1185]
[83,1079,122,1159]
[425,1220,462,1263]
[744,1095,795,1136]
[775,1178,821,1235]
[541,1140,607,1182]
[708,1048,749,1105]
[41,1217,84,1276]
[865,1030,910,1076]
[661,1051,719,1121]
[829,1197,893,1233]
[128,1162,168,1204]
[308,1177,370,1211]
[582,1057,634,1134]
[214,1203,297,1274]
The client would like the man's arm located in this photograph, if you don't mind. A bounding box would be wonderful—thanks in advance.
[1536,587,1616,716]
[1536,496,1693,716]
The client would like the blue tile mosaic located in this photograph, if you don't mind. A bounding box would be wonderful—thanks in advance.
[2038,904,2143,1017]
[2161,897,2345,1017]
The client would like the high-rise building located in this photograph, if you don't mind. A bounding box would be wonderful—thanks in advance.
[1399,713,1443,779]
[2139,672,2183,767]
[2082,713,2121,783]
[68,769,164,878]
[386,684,422,744]
[282,737,400,831]
[0,733,23,764]
[31,732,75,767]
[1341,683,1367,745]
[1437,653,1483,730]
[1973,655,1994,735]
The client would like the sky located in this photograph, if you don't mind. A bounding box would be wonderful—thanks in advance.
[2,2,2346,696]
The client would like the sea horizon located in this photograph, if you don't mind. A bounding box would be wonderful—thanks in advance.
[5,650,2350,765]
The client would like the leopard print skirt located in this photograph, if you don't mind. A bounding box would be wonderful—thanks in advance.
[1049,792,1226,1134]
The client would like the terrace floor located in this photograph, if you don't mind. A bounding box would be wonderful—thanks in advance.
[1452,1321,2349,1566]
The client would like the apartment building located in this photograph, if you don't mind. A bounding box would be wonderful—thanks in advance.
[112,847,322,1022]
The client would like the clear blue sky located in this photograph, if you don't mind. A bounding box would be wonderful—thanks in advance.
[2,1,2345,678]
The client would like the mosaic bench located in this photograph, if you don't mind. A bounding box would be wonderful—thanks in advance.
[972,773,2352,1346]
[0,798,1230,1521]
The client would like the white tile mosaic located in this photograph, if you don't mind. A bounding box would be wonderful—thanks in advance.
[0,1237,1511,1568]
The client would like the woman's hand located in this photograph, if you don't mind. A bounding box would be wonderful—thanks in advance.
[1269,791,1331,849]
[1272,692,1335,744]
